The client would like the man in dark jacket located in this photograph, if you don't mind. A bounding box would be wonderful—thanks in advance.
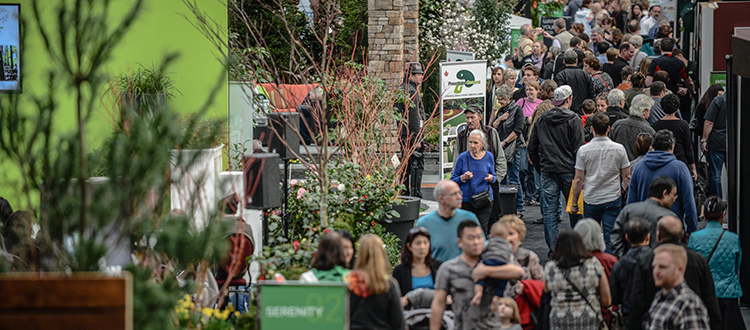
[395,62,426,198]
[603,89,629,126]
[553,49,593,115]
[627,129,698,234]
[609,94,655,160]
[527,85,584,253]
[553,36,585,77]
[629,216,722,330]
[609,42,634,87]
[610,217,651,330]
[610,176,677,258]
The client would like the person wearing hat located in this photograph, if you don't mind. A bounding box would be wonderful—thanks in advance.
[527,85,585,253]
[454,104,507,226]
[688,196,745,330]
[395,62,427,198]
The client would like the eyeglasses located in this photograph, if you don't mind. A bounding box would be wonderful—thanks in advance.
[447,191,463,197]
[409,226,430,235]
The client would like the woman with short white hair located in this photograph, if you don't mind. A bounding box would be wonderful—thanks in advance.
[450,129,497,234]
[574,219,618,278]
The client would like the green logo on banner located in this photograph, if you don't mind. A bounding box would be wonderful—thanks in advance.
[452,70,480,93]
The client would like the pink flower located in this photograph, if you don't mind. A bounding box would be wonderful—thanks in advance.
[290,179,298,187]
[296,188,307,199]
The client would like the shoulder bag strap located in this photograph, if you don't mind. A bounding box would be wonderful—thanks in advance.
[707,229,727,262]
[595,74,610,89]
[560,268,604,322]
[466,152,472,196]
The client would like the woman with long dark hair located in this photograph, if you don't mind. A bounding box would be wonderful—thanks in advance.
[392,227,442,305]
[300,232,350,283]
[544,230,611,330]
[693,84,724,146]
[336,228,357,269]
[486,67,505,118]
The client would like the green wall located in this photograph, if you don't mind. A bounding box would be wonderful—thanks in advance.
[1,0,228,209]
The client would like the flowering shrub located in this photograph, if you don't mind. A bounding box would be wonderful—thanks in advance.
[254,161,404,280]
[420,0,513,60]
[174,294,243,329]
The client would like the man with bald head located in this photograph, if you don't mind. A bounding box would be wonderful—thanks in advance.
[628,216,722,330]
[416,180,483,262]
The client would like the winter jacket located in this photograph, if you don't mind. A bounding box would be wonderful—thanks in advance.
[688,222,743,299]
[392,260,443,297]
[590,72,614,97]
[527,107,584,174]
[629,241,722,330]
[627,151,698,233]
[603,106,628,127]
[554,66,593,114]
[610,245,651,329]
[609,115,655,161]
[610,198,676,258]
[515,279,545,330]
[395,79,425,141]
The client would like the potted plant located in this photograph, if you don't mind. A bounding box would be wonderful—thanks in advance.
[112,62,179,114]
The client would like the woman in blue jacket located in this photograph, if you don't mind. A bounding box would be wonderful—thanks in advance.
[451,129,497,234]
[688,196,745,330]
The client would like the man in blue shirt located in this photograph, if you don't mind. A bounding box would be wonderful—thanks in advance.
[416,180,483,262]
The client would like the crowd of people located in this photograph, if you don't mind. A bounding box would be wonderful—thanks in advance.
[374,0,743,328]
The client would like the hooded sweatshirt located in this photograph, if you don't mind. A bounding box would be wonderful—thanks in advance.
[528,107,584,174]
[627,150,698,233]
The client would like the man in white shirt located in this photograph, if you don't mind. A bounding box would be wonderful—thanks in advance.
[571,112,631,252]
[639,5,661,33]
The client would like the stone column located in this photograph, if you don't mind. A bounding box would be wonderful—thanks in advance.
[368,0,403,83]
[402,0,419,63]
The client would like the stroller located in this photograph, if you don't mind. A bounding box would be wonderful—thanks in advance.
[402,288,455,330]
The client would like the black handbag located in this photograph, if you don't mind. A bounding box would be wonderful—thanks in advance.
[466,153,493,209]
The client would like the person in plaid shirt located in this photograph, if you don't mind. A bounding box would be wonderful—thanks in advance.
[643,244,710,330]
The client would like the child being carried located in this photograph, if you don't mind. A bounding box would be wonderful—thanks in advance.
[470,221,514,306]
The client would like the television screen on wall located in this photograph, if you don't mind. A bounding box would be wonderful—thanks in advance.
[0,4,19,93]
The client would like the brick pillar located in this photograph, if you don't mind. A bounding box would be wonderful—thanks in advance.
[402,0,419,63]
[368,0,404,83]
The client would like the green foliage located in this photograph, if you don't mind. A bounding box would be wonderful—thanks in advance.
[336,0,368,62]
[255,160,403,280]
[474,0,515,59]
[531,2,565,27]
[112,62,179,99]
[129,265,188,330]
[229,0,320,81]
[227,44,274,83]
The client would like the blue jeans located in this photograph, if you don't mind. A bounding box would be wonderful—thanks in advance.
[502,147,525,212]
[707,150,725,198]
[520,149,538,202]
[584,198,622,253]
[540,172,581,252]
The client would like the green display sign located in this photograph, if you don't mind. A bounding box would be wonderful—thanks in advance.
[259,281,348,330]
[710,71,726,87]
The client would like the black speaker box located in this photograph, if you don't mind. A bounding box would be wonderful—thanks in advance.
[243,153,282,209]
[266,112,300,160]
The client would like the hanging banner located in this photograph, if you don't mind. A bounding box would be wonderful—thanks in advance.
[439,60,487,178]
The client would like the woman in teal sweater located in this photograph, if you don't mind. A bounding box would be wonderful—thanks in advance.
[688,197,745,330]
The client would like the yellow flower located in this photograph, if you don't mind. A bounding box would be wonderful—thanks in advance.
[201,308,214,318]
[366,175,371,180]
[234,311,241,318]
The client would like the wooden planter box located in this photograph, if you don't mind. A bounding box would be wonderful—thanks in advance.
[0,272,132,330]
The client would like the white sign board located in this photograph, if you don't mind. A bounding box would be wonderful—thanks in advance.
[439,60,488,177]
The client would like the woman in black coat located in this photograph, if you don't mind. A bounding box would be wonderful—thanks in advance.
[392,227,441,306]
